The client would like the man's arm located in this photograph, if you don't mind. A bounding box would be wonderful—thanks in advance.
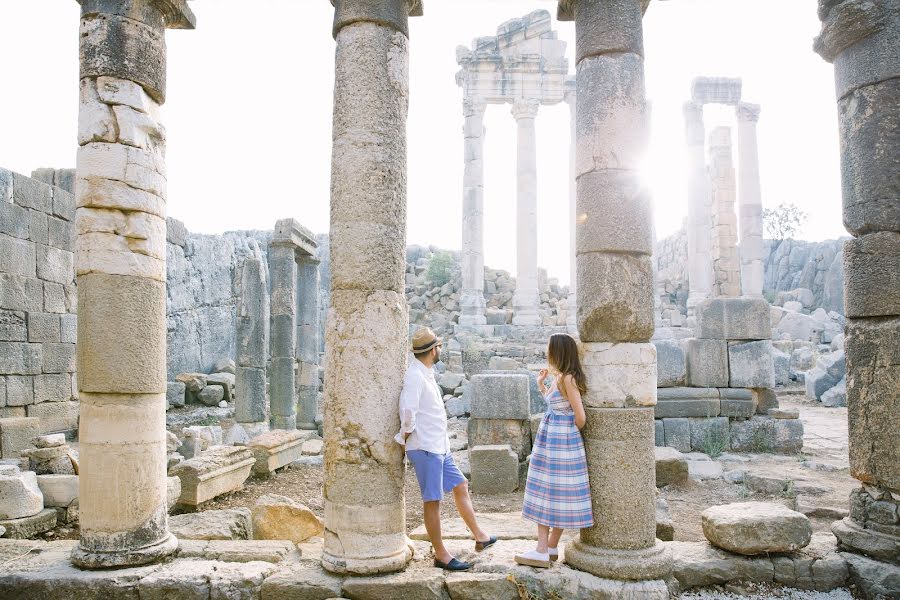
[397,371,422,443]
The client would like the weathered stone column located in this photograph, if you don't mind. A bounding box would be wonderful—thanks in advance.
[72,0,195,569]
[708,126,741,298]
[296,256,320,431]
[235,256,270,436]
[684,101,713,311]
[268,237,297,431]
[511,98,542,326]
[322,0,420,575]
[736,102,764,298]
[558,0,670,593]
[459,97,488,328]
[815,2,900,594]
[566,87,578,334]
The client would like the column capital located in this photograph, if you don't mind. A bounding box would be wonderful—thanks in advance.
[557,0,651,22]
[736,102,761,123]
[814,0,885,62]
[511,98,540,121]
[463,97,487,117]
[78,0,196,29]
[331,0,423,39]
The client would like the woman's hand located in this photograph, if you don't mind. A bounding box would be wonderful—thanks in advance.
[537,368,548,385]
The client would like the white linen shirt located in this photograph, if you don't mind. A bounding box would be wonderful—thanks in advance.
[394,359,449,455]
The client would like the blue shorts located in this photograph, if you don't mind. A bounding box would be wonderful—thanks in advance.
[406,450,466,502]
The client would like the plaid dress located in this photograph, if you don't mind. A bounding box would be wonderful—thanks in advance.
[521,385,594,529]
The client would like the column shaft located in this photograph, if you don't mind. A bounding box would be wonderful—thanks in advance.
[72,0,195,569]
[459,98,487,327]
[296,257,320,430]
[684,101,713,311]
[322,0,416,575]
[235,256,269,433]
[736,102,764,298]
[708,127,741,298]
[269,243,297,430]
[511,98,541,326]
[566,90,578,333]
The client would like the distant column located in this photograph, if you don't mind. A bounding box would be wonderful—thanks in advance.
[684,101,713,311]
[511,98,542,326]
[296,256,319,431]
[736,102,764,298]
[268,239,297,430]
[708,127,741,298]
[235,256,269,436]
[459,97,488,327]
[566,87,578,334]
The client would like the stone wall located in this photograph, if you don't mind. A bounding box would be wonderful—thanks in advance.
[0,169,79,439]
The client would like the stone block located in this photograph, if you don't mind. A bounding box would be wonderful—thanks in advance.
[467,418,531,461]
[728,341,775,389]
[663,418,691,453]
[33,433,65,448]
[654,419,664,447]
[35,474,78,508]
[168,508,252,541]
[24,445,75,475]
[5,376,34,406]
[197,385,224,407]
[445,572,520,600]
[0,417,39,458]
[0,201,30,239]
[654,340,686,387]
[26,313,59,344]
[470,373,530,420]
[582,342,657,407]
[577,252,654,342]
[44,282,66,314]
[235,366,267,423]
[773,418,804,454]
[169,446,255,506]
[689,417,730,453]
[41,343,76,374]
[702,502,812,555]
[28,211,48,245]
[166,381,186,408]
[730,416,776,453]
[697,297,771,340]
[0,310,27,342]
[576,170,653,254]
[821,378,847,407]
[753,388,779,415]
[0,507,56,538]
[33,373,73,404]
[259,564,344,599]
[0,342,42,375]
[35,245,73,285]
[654,387,720,418]
[48,216,73,251]
[0,275,43,313]
[0,234,36,278]
[26,401,79,434]
[655,446,688,487]
[843,232,900,318]
[206,372,235,399]
[247,429,305,475]
[252,493,324,543]
[470,444,519,494]
[0,470,43,519]
[719,388,755,418]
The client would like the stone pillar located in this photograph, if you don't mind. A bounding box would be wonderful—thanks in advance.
[511,98,542,326]
[268,240,297,430]
[72,0,195,569]
[459,97,488,328]
[566,88,578,334]
[235,256,270,436]
[322,0,419,575]
[296,256,319,431]
[736,102,764,298]
[684,101,713,311]
[815,2,900,592]
[708,127,741,298]
[558,0,670,593]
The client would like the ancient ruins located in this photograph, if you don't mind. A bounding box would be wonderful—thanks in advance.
[0,0,897,598]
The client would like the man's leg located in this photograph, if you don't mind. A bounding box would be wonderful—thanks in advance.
[423,500,452,564]
[451,481,490,542]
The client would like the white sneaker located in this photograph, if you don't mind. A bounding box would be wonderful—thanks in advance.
[548,547,559,562]
[514,549,551,568]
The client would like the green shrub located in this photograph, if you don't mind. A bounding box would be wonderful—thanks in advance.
[427,251,455,287]
[702,426,728,459]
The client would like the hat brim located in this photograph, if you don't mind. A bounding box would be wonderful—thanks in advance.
[411,338,442,353]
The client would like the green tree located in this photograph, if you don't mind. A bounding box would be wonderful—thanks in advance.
[763,202,808,240]
[426,251,455,287]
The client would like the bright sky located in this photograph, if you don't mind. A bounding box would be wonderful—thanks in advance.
[0,0,843,286]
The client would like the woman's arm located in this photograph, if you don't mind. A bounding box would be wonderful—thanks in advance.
[562,374,587,429]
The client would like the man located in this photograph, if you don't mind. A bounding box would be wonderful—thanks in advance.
[394,327,496,571]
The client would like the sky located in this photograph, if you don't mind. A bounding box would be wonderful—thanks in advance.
[0,0,843,286]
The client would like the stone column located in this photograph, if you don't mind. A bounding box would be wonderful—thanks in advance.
[736,102,764,298]
[684,101,713,311]
[235,256,270,436]
[322,0,419,575]
[566,88,578,334]
[71,0,195,569]
[511,98,542,326]
[558,0,670,593]
[296,256,319,431]
[268,240,297,430]
[459,97,488,328]
[815,2,900,592]
[708,126,741,298]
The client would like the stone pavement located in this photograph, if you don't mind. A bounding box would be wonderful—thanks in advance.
[788,399,849,470]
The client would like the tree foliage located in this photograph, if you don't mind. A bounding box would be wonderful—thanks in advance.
[763,202,808,240]
[427,251,455,287]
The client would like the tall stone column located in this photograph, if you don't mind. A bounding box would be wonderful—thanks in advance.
[815,2,900,594]
[71,0,195,569]
[684,101,713,311]
[708,127,741,298]
[235,256,270,436]
[736,102,764,298]
[269,238,297,430]
[296,256,320,431]
[558,0,670,593]
[322,0,420,575]
[459,97,488,327]
[511,98,542,326]
[566,88,578,334]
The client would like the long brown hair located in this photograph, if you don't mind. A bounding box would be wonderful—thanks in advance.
[547,333,587,397]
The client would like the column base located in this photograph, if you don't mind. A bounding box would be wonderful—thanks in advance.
[270,415,297,430]
[321,540,413,575]
[564,539,672,581]
[71,532,178,570]
[832,517,900,565]
[240,421,270,439]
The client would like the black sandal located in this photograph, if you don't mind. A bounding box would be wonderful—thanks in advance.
[475,535,497,552]
[434,557,472,571]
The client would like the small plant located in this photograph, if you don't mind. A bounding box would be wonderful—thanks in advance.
[782,481,796,499]
[750,426,773,454]
[426,251,455,287]
[702,426,728,459]
[763,202,808,240]
[736,484,751,499]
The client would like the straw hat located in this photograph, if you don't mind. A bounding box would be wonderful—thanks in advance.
[411,327,442,354]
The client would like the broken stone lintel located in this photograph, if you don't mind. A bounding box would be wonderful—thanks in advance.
[271,218,318,256]
[78,0,196,30]
[557,0,652,22]
[330,0,423,39]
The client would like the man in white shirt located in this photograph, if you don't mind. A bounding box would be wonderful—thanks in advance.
[395,327,495,571]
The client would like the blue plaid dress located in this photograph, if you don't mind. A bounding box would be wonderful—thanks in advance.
[521,385,594,529]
